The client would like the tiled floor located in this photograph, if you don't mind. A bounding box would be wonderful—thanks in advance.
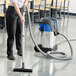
[0,15,76,76]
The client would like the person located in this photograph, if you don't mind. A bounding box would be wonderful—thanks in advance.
[6,0,28,60]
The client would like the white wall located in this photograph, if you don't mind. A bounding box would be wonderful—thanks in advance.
[69,0,76,13]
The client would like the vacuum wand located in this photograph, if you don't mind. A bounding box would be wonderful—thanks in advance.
[13,6,32,73]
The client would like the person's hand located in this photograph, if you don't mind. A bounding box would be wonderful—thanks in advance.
[20,16,25,23]
[24,2,28,7]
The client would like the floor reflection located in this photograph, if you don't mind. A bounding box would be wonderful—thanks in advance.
[7,56,31,76]
[0,16,76,76]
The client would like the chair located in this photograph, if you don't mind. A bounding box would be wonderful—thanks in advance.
[29,0,42,23]
[0,0,9,17]
[0,0,9,29]
[51,0,63,18]
[62,0,70,17]
[6,0,10,9]
[40,0,52,18]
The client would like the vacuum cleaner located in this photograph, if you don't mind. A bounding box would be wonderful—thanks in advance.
[26,5,73,60]
[13,3,73,72]
[34,18,58,53]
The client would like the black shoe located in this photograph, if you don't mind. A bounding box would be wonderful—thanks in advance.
[7,54,15,60]
[17,51,22,56]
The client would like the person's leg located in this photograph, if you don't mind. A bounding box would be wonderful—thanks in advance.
[15,17,22,54]
[15,9,23,56]
[6,6,17,60]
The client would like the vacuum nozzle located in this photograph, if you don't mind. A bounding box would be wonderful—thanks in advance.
[13,68,33,72]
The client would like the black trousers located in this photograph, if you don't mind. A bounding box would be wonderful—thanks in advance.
[6,6,23,55]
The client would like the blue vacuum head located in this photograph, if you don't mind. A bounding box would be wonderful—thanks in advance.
[39,17,56,32]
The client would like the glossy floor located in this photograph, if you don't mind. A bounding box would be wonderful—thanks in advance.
[0,16,76,76]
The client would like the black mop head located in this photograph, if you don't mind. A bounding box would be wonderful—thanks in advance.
[13,68,32,72]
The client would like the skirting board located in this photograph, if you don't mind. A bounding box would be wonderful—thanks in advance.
[58,12,76,16]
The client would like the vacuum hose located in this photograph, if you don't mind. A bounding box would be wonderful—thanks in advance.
[47,32,73,60]
[26,6,73,60]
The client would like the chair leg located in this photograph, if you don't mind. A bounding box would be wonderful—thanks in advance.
[39,11,40,22]
[32,13,34,26]
[59,9,62,18]
[25,13,28,27]
[4,16,7,32]
[51,9,53,17]
[63,8,65,18]
[49,9,51,17]
[67,8,69,18]
[44,10,46,17]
